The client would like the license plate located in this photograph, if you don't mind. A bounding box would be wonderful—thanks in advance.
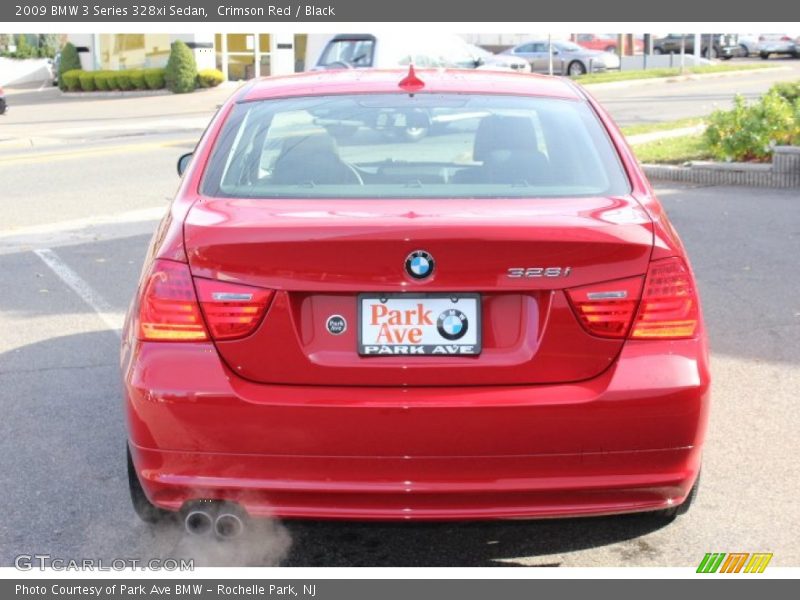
[358,294,481,356]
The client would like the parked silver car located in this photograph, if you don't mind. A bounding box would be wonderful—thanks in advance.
[757,34,799,59]
[502,40,620,76]
[467,44,531,73]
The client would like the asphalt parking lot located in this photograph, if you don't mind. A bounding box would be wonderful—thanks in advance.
[1,77,799,567]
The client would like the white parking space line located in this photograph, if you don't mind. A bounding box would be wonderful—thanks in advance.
[33,248,124,336]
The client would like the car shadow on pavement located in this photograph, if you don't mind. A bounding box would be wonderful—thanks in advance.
[280,514,672,567]
[0,328,674,568]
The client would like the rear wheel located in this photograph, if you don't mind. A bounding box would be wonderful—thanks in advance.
[604,45,617,53]
[760,52,771,60]
[659,472,700,521]
[127,445,170,524]
[567,60,587,76]
[653,47,664,55]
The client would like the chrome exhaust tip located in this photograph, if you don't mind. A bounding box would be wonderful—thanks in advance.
[214,512,245,539]
[184,509,214,536]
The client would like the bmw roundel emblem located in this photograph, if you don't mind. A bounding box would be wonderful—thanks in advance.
[437,309,468,341]
[405,250,434,279]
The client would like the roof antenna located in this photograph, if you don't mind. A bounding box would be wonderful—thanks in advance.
[398,64,425,95]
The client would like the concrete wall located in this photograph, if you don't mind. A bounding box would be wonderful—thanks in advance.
[0,58,53,86]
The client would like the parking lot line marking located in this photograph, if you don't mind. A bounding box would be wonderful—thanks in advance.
[33,248,124,336]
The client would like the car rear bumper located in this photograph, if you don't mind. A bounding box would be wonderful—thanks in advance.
[123,337,710,520]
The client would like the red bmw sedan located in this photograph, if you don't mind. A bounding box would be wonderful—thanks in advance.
[122,68,709,536]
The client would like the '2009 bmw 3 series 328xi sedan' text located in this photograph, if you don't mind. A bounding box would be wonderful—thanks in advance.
[122,67,709,534]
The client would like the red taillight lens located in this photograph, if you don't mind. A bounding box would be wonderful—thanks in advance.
[138,259,208,341]
[781,35,792,41]
[631,257,699,339]
[194,278,273,340]
[567,276,644,338]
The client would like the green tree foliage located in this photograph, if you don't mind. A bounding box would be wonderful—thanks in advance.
[164,40,197,94]
[58,42,82,90]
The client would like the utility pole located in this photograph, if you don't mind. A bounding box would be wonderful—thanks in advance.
[679,35,685,74]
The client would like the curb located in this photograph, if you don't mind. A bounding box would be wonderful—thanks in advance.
[582,66,789,91]
[60,89,171,98]
[643,146,800,188]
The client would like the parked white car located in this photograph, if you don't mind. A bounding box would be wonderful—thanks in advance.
[311,34,529,73]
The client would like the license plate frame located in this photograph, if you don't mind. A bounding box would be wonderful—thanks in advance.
[357,293,482,357]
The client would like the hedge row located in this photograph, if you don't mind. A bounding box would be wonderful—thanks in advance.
[62,68,167,92]
[61,67,224,93]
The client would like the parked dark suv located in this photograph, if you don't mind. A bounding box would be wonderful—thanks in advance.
[653,33,739,59]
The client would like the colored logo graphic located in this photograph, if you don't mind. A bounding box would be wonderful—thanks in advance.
[437,309,468,340]
[697,552,773,573]
[405,250,434,279]
[326,315,347,335]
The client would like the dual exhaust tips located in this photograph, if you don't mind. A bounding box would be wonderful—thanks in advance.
[183,501,246,540]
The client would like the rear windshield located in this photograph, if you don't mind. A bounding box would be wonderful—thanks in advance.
[201,93,630,199]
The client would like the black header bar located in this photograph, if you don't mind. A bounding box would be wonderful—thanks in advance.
[4,0,799,22]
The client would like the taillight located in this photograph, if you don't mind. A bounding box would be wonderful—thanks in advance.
[567,276,643,339]
[781,35,792,41]
[194,278,273,340]
[631,257,699,339]
[138,259,208,341]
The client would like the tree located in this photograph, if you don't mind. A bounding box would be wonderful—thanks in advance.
[58,42,82,90]
[40,34,59,58]
[164,40,197,94]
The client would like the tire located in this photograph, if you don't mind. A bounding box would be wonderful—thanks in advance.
[604,45,616,53]
[659,472,700,521]
[0,99,6,116]
[760,52,770,60]
[653,47,664,55]
[720,55,733,61]
[567,60,586,76]
[401,125,429,142]
[127,445,170,524]
[739,43,750,57]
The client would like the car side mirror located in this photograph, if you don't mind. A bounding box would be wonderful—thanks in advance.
[177,152,193,177]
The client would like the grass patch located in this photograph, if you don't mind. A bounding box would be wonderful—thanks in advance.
[576,63,777,85]
[633,134,712,164]
[620,117,705,136]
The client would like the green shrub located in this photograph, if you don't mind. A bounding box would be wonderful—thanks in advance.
[129,69,147,90]
[197,68,224,88]
[704,91,799,162]
[143,67,166,90]
[770,80,800,103]
[62,69,82,92]
[106,72,119,90]
[93,71,110,91]
[78,71,96,92]
[116,70,133,91]
[58,42,82,90]
[164,40,197,93]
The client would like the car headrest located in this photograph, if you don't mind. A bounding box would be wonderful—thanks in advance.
[473,115,539,162]
[277,133,340,163]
